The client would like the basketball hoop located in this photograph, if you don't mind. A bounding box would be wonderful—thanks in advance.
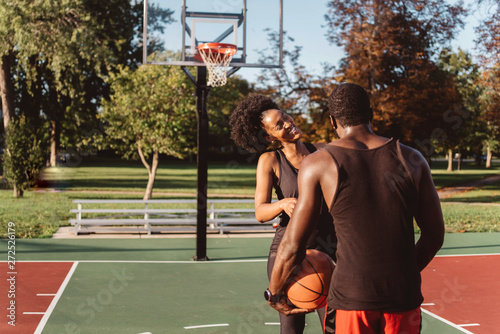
[195,43,237,87]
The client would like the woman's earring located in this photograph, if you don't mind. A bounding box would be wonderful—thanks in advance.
[267,139,282,150]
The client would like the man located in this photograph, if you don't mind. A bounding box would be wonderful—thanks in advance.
[266,83,444,333]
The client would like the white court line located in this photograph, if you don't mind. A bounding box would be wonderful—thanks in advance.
[458,324,481,327]
[4,259,267,264]
[265,322,281,325]
[37,293,57,296]
[421,303,435,306]
[421,308,474,334]
[184,324,229,329]
[1,254,499,264]
[435,253,500,257]
[34,261,79,334]
[24,312,45,315]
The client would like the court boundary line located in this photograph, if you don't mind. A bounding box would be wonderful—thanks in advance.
[421,308,474,334]
[4,259,268,264]
[34,261,79,334]
[435,253,500,257]
[2,253,498,264]
[184,323,230,329]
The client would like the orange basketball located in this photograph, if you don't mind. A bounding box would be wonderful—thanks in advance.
[286,249,335,309]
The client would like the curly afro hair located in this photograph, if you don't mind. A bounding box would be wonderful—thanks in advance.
[229,94,279,153]
[328,83,372,127]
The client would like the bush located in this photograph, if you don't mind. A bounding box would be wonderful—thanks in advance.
[2,116,48,197]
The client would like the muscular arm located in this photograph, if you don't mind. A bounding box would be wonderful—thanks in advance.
[407,149,445,271]
[255,152,296,222]
[267,154,324,315]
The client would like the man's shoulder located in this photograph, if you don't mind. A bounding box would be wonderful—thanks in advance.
[397,142,428,167]
[300,148,336,176]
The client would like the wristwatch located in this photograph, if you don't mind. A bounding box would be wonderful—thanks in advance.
[264,288,283,303]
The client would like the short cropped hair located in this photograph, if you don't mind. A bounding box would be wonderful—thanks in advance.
[328,83,372,127]
[229,94,279,153]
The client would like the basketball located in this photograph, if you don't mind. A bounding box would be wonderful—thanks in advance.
[286,249,335,309]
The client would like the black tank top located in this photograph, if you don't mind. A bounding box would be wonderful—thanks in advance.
[322,139,422,311]
[269,143,337,260]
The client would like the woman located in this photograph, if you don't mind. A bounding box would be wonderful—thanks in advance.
[229,94,336,334]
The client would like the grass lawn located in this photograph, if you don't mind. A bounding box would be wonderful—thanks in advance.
[39,159,257,196]
[429,159,500,189]
[1,157,499,238]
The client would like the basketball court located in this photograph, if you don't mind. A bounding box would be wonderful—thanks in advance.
[1,232,499,333]
[2,1,498,333]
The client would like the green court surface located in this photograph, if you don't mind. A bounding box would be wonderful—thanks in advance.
[4,232,500,334]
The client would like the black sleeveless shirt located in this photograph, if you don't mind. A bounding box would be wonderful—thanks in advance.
[269,143,337,260]
[322,139,422,312]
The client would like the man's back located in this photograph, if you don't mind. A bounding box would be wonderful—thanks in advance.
[321,138,422,311]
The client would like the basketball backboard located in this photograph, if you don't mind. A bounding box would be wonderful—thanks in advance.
[143,0,283,68]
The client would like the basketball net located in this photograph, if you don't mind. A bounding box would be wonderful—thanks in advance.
[197,43,237,87]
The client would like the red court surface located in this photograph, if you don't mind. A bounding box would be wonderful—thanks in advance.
[421,254,500,334]
[0,261,75,334]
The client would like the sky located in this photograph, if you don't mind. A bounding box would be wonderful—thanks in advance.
[239,0,482,83]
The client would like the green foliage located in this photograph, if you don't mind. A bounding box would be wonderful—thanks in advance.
[207,75,252,150]
[437,49,488,155]
[100,65,197,160]
[2,116,48,196]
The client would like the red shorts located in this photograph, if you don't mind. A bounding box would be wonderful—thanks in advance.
[334,307,421,334]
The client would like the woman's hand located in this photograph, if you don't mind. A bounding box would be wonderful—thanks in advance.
[279,198,297,217]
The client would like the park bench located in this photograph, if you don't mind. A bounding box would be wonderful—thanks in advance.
[69,199,279,235]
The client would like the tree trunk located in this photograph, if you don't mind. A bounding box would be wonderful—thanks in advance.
[486,144,492,168]
[13,185,23,198]
[447,149,453,171]
[137,144,159,200]
[49,120,60,166]
[0,52,15,133]
[143,151,159,200]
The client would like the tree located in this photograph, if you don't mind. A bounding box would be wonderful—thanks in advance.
[2,116,48,197]
[438,49,487,171]
[255,31,339,144]
[476,0,500,167]
[324,0,467,156]
[100,65,197,200]
[0,0,93,160]
[207,75,252,154]
[0,0,172,167]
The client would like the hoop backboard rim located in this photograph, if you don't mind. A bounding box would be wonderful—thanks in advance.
[143,0,283,69]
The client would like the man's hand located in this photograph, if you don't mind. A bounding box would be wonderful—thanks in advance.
[267,298,314,316]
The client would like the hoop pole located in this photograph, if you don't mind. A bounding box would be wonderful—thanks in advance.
[243,0,247,63]
[194,66,210,261]
[181,0,187,61]
[279,0,283,67]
